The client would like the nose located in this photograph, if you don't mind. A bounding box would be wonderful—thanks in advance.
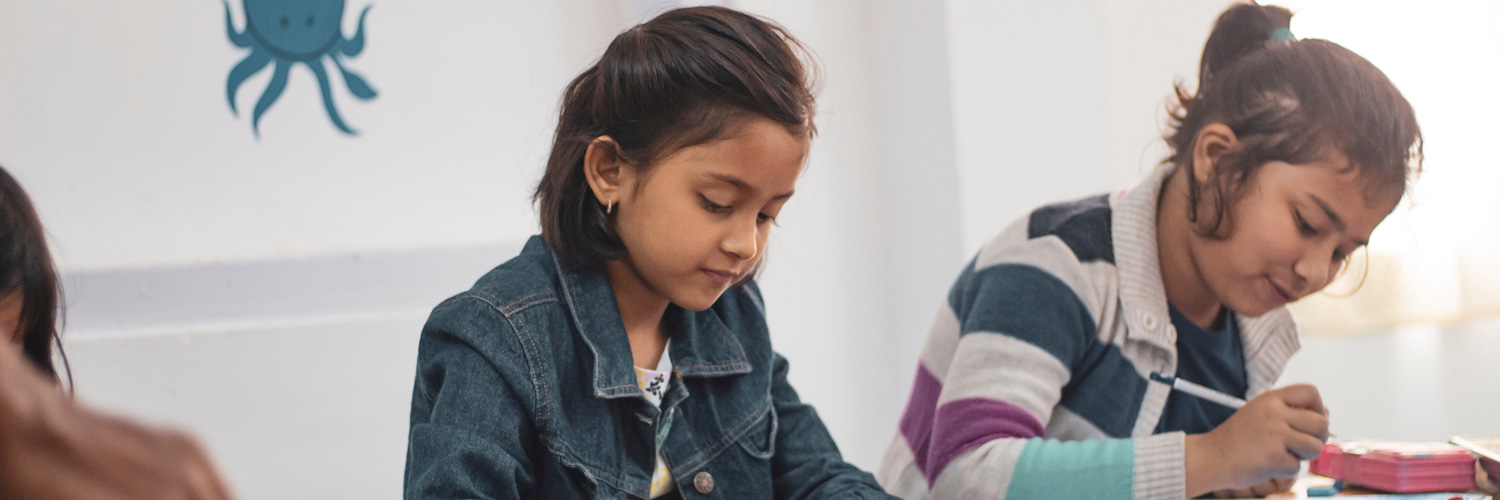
[721,214,760,262]
[1293,241,1340,294]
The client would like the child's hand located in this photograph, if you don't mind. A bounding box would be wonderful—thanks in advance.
[1186,384,1329,497]
[1211,476,1295,498]
[0,344,236,500]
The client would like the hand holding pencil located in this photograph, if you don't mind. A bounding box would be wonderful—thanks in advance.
[1183,384,1332,498]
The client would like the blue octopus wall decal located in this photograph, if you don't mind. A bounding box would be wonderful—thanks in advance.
[223,0,377,137]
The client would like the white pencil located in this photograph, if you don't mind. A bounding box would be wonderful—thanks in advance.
[1149,371,1247,410]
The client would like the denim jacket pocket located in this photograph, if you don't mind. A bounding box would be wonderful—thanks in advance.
[736,396,778,460]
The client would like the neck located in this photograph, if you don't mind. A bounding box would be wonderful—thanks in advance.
[603,258,671,369]
[1156,169,1225,329]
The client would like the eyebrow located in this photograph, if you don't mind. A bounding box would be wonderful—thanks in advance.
[706,173,794,201]
[1309,194,1367,246]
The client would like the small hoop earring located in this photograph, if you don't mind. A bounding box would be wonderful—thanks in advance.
[606,197,613,214]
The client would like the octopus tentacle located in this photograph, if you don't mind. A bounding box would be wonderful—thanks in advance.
[227,49,273,115]
[306,59,357,135]
[222,0,252,48]
[330,55,377,100]
[339,5,372,57]
[252,60,291,139]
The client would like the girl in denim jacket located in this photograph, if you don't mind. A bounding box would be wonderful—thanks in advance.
[403,7,896,500]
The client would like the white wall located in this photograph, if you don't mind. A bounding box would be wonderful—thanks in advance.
[6,1,1496,499]
[4,0,963,497]
[945,0,1234,252]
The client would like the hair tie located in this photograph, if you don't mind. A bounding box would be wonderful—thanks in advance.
[1270,27,1296,42]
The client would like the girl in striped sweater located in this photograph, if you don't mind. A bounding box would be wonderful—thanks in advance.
[878,3,1422,499]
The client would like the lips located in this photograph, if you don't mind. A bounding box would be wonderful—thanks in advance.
[1268,278,1296,304]
[702,269,738,285]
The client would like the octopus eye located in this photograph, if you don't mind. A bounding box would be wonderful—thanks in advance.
[280,16,289,28]
[306,16,314,27]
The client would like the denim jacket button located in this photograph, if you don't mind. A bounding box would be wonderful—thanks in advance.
[693,471,714,494]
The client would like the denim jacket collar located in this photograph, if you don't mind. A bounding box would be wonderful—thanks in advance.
[535,237,751,400]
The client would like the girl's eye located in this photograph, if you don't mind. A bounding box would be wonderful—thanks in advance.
[757,213,778,225]
[700,195,732,214]
[1293,210,1319,236]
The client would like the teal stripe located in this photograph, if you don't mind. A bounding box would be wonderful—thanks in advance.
[1005,438,1134,500]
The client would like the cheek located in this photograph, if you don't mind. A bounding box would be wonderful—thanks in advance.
[1224,213,1302,271]
[620,192,713,262]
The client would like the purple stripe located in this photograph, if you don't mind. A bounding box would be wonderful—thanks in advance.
[924,397,1046,485]
[898,364,944,477]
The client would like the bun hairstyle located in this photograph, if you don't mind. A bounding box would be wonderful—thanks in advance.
[534,6,818,270]
[1166,2,1423,238]
[0,164,68,384]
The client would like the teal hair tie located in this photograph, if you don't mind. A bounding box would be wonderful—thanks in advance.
[1270,27,1296,42]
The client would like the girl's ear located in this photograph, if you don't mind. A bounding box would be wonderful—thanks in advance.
[1191,123,1239,184]
[583,136,629,210]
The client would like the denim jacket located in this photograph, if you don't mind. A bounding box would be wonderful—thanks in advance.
[404,236,895,500]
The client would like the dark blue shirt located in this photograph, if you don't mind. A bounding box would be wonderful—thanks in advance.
[1155,305,1248,435]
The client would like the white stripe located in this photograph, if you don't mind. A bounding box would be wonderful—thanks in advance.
[937,333,1069,422]
[930,438,1029,499]
[918,306,962,380]
[1044,406,1109,441]
[876,434,929,500]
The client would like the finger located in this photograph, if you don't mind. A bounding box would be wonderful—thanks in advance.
[1275,384,1326,414]
[1270,451,1303,477]
[1216,488,1254,498]
[1271,476,1295,492]
[1250,480,1279,497]
[1286,408,1330,441]
[1288,431,1326,461]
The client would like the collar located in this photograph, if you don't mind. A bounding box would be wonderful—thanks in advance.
[537,237,751,400]
[1109,167,1300,394]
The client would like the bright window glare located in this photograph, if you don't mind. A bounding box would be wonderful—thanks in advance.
[1281,0,1500,332]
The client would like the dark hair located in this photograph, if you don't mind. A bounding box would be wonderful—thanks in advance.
[0,164,70,384]
[534,6,818,270]
[1166,2,1423,238]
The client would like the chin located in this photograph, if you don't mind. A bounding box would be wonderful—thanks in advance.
[671,290,723,312]
[1227,296,1278,319]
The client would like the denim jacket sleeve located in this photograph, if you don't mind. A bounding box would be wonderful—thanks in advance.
[404,296,539,500]
[768,351,899,500]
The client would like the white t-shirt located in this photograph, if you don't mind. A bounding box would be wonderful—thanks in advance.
[634,345,675,498]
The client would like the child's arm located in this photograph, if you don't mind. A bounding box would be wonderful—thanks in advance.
[926,261,1328,499]
[766,352,900,500]
[404,297,539,500]
[922,262,1184,500]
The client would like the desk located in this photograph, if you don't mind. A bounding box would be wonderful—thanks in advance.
[1260,475,1495,499]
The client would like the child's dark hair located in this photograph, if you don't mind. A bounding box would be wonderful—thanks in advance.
[0,164,70,384]
[1166,2,1423,238]
[534,6,818,270]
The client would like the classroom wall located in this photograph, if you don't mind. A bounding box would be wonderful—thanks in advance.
[4,1,1496,499]
[5,0,965,497]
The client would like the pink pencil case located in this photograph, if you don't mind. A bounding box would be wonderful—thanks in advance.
[1309,440,1476,493]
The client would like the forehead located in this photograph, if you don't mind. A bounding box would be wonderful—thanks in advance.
[653,119,808,192]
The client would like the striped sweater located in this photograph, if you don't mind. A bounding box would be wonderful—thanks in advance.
[877,165,1302,500]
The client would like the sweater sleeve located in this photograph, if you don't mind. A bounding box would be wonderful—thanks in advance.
[919,262,1186,500]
